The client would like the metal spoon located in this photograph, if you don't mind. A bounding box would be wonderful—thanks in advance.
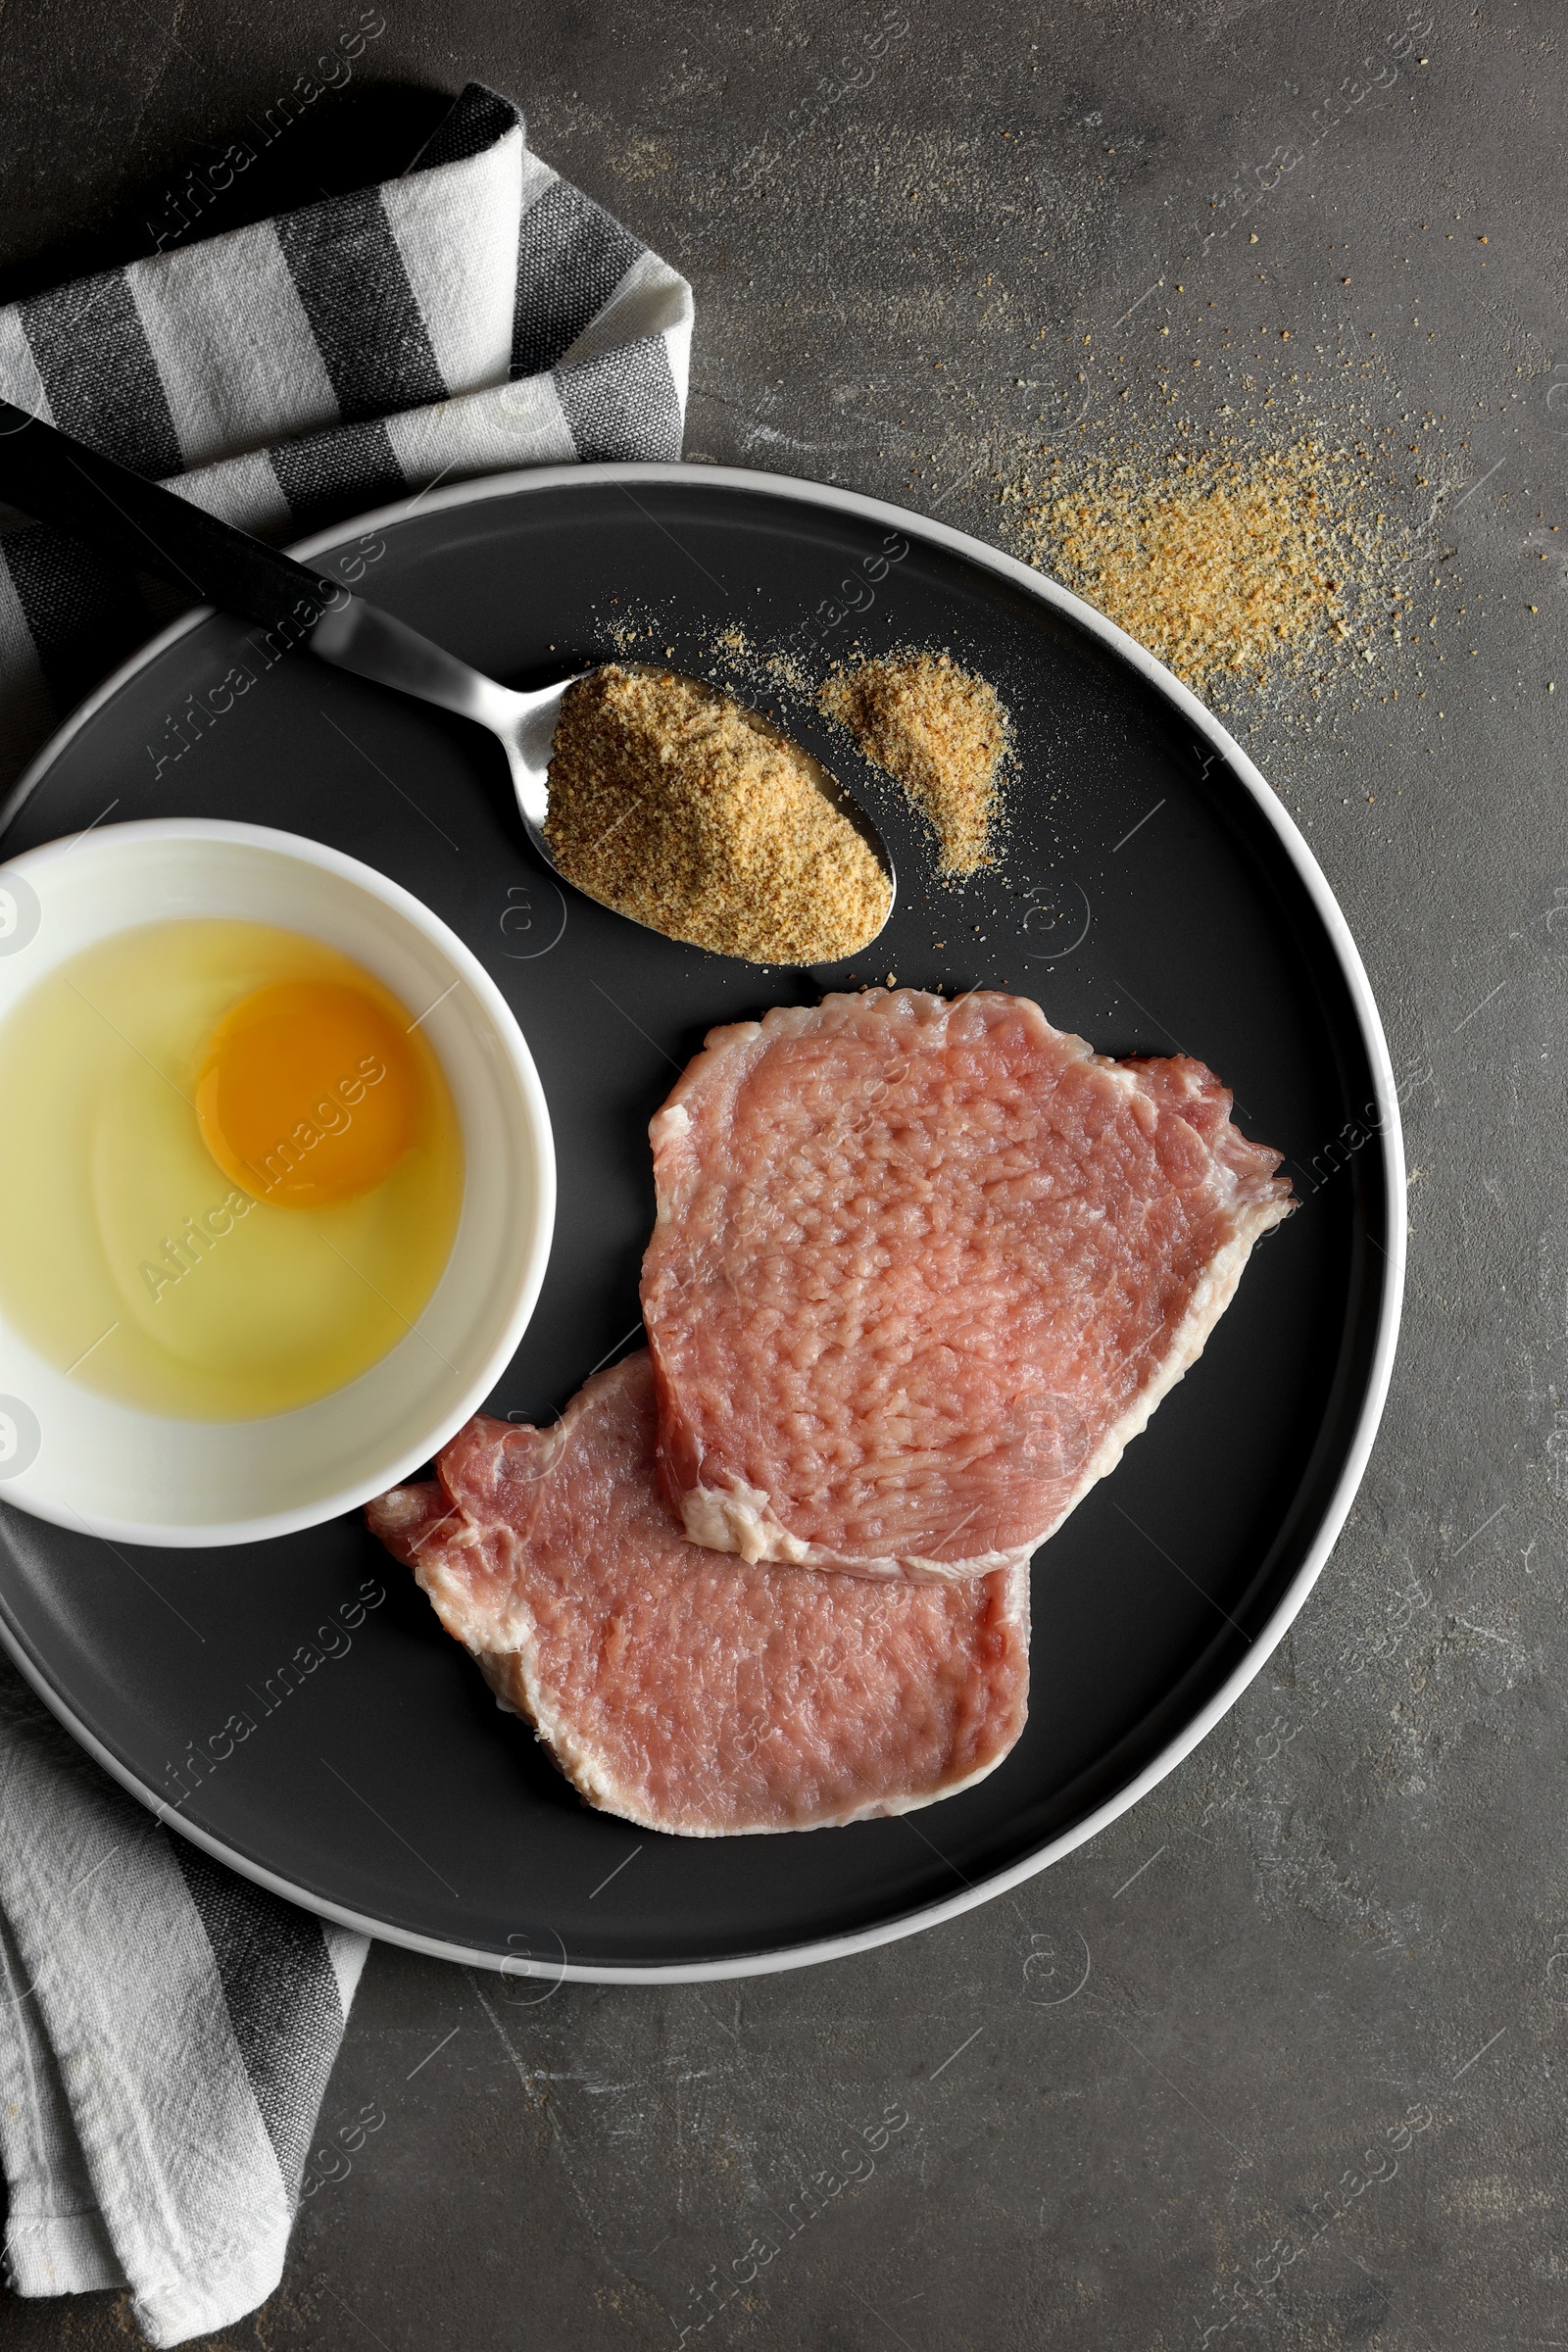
[0,401,896,944]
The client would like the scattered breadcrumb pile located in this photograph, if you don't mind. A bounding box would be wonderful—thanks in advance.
[546,664,891,965]
[1004,439,1354,690]
[820,654,1010,879]
[711,620,815,698]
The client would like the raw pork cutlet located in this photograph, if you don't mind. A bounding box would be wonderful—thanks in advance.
[365,1352,1029,1838]
[642,988,1294,1582]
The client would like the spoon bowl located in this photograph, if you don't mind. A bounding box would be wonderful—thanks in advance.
[308,617,898,948]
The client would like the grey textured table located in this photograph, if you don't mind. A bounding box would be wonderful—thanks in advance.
[0,3,1560,2346]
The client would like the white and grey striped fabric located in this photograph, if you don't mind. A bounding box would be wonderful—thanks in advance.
[0,1668,368,2343]
[0,78,691,2345]
[0,76,692,794]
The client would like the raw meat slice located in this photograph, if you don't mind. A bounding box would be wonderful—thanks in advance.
[365,1352,1030,1838]
[642,989,1293,1582]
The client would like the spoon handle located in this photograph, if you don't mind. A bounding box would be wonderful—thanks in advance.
[0,400,523,737]
[0,399,343,631]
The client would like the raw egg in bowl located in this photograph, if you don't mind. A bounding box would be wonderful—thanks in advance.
[0,819,554,1544]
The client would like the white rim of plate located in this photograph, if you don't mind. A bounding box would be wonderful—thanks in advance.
[0,462,1405,1984]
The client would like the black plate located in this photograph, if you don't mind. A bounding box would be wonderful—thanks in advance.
[0,466,1402,1979]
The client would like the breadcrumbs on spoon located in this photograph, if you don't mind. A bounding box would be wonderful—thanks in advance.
[819,653,1009,879]
[545,664,891,966]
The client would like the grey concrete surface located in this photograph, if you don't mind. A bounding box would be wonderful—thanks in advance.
[1,1,1564,2345]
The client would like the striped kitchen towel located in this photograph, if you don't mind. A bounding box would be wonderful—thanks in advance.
[0,77,690,2347]
[0,74,692,794]
[0,1659,369,2344]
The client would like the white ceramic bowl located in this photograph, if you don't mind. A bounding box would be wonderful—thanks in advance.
[0,818,555,1545]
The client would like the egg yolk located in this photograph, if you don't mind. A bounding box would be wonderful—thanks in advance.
[195,979,422,1208]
